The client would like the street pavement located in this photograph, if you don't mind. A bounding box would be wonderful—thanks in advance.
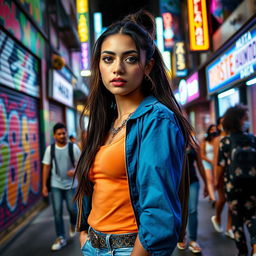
[1,191,238,256]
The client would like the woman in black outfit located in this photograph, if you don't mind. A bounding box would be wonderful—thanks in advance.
[218,105,256,256]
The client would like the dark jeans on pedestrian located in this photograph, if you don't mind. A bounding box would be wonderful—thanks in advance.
[188,181,200,241]
[51,187,77,238]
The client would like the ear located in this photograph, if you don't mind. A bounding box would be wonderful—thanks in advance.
[144,58,155,76]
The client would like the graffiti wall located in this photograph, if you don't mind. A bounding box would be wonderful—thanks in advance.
[0,0,45,58]
[17,0,44,29]
[0,89,41,234]
[0,30,39,97]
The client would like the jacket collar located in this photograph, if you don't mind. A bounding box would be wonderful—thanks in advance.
[130,95,158,119]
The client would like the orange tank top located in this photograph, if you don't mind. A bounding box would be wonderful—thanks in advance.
[88,136,138,234]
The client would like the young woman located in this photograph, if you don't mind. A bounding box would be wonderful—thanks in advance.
[211,117,234,238]
[218,105,256,256]
[74,10,193,256]
[200,124,218,204]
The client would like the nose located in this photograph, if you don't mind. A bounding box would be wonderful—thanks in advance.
[113,59,124,74]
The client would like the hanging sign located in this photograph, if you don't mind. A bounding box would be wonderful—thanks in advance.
[187,0,210,51]
[173,41,188,77]
[178,72,200,105]
[51,71,73,107]
[77,0,90,72]
[160,0,182,51]
[206,25,256,94]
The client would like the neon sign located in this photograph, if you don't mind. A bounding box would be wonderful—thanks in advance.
[77,0,90,72]
[178,72,200,105]
[206,25,256,94]
[187,0,209,51]
[186,72,199,102]
[173,41,188,77]
[162,12,175,50]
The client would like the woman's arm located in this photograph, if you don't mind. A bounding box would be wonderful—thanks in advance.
[131,113,185,255]
[215,165,225,188]
[131,237,149,256]
[215,137,227,188]
[79,231,88,247]
[200,140,212,163]
[194,147,208,197]
[212,136,220,186]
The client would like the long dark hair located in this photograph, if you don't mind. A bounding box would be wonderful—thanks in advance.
[222,104,248,133]
[74,10,194,201]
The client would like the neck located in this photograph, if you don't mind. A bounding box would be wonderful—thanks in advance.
[55,141,67,147]
[115,92,145,119]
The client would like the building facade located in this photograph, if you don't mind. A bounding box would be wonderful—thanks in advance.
[0,0,86,244]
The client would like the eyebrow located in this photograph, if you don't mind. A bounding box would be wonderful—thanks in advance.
[101,50,138,55]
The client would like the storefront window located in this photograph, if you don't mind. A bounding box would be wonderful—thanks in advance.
[217,88,240,116]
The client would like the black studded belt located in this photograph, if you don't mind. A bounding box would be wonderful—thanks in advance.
[88,228,137,249]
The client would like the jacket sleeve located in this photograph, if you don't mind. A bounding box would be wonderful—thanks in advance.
[137,114,185,255]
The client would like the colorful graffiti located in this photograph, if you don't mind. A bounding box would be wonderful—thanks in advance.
[0,91,41,233]
[0,0,45,58]
[0,30,39,97]
[18,0,44,29]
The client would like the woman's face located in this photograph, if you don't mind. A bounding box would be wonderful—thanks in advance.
[99,33,153,97]
[209,125,217,134]
[240,112,249,130]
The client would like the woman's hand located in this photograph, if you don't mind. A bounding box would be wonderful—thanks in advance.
[79,231,88,248]
[203,185,209,198]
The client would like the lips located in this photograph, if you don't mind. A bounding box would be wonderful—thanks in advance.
[110,77,127,87]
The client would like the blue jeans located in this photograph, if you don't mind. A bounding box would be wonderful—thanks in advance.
[188,181,200,241]
[51,187,77,238]
[81,228,134,256]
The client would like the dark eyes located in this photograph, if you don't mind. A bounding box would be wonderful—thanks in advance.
[101,56,138,64]
[125,56,138,63]
[102,56,113,63]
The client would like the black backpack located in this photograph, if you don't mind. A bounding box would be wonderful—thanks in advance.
[228,133,256,187]
[47,142,75,190]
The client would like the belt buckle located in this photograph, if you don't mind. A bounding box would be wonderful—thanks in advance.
[90,230,100,248]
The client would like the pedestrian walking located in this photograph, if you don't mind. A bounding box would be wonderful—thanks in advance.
[211,117,234,238]
[177,144,208,254]
[200,124,218,204]
[42,123,81,251]
[218,105,256,256]
[74,10,193,256]
[69,134,77,144]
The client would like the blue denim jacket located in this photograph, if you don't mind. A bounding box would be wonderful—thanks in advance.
[77,96,185,256]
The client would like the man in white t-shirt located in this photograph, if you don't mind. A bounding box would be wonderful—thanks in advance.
[42,123,81,251]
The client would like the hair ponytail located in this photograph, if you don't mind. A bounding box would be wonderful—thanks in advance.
[122,10,156,39]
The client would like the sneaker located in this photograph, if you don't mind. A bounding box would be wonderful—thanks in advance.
[177,241,186,250]
[51,237,67,251]
[225,229,234,239]
[69,225,76,238]
[211,216,223,233]
[188,241,202,254]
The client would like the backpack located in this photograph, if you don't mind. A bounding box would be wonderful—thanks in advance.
[228,133,256,187]
[47,142,75,190]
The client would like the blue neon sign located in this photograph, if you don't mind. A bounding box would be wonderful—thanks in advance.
[206,25,256,94]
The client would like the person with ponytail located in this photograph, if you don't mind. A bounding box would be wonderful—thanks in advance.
[74,10,193,256]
